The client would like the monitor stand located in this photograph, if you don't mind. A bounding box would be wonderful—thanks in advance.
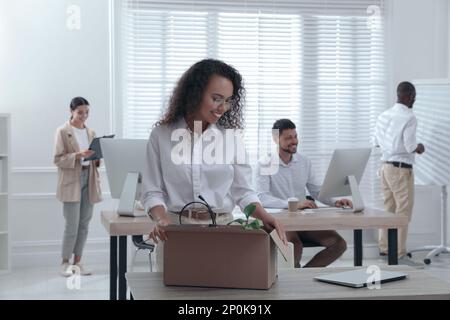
[117,172,145,217]
[347,175,364,213]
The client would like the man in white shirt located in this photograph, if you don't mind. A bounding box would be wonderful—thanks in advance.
[256,119,350,268]
[374,81,425,258]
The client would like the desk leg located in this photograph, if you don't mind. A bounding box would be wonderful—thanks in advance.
[354,229,363,266]
[388,229,398,265]
[110,236,117,301]
[118,235,127,300]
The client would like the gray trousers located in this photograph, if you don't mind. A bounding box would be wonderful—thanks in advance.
[62,169,93,260]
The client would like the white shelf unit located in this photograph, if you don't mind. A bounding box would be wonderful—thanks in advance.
[0,114,10,273]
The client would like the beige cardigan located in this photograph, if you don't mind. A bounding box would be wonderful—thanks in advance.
[53,121,102,204]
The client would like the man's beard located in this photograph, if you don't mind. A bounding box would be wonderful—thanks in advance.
[281,145,297,154]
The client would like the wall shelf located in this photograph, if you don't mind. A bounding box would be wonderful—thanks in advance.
[0,114,10,273]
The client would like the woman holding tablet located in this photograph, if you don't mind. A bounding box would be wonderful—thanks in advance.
[53,97,102,276]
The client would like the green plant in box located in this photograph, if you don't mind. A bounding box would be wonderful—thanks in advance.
[227,204,262,230]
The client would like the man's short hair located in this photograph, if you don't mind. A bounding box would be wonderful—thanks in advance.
[397,81,416,98]
[272,119,296,136]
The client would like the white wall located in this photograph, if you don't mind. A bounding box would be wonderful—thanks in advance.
[388,0,449,104]
[0,0,116,267]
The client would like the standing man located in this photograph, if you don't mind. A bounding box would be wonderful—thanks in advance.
[374,81,425,259]
[256,119,349,268]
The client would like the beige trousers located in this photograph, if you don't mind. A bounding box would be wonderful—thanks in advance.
[154,212,234,272]
[379,163,414,257]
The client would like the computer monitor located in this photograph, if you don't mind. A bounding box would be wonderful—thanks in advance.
[101,139,148,217]
[318,148,371,212]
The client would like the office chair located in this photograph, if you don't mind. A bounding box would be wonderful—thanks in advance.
[407,185,450,265]
[131,235,155,272]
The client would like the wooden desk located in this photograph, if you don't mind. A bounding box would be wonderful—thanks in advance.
[101,211,153,300]
[126,266,450,300]
[102,207,407,300]
[270,207,408,266]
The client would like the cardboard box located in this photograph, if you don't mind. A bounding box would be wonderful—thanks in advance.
[163,225,286,289]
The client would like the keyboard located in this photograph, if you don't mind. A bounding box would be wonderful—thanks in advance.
[303,207,353,214]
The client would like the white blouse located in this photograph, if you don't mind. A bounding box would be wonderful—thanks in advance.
[141,118,261,214]
[72,126,90,166]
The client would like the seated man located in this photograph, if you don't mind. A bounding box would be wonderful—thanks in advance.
[256,119,350,268]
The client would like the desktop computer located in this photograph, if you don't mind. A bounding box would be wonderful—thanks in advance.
[318,148,371,212]
[101,139,148,217]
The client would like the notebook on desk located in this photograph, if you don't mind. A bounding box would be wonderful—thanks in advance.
[303,207,354,214]
[264,208,284,214]
[314,268,408,288]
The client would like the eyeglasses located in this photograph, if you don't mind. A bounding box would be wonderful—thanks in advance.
[212,96,235,110]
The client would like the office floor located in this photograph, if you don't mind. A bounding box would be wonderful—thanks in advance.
[1,252,450,300]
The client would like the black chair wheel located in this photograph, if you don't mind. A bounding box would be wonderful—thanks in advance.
[406,253,412,258]
[424,258,431,265]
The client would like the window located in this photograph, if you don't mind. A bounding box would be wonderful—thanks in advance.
[116,0,386,206]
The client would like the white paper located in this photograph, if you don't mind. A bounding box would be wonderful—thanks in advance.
[264,208,284,214]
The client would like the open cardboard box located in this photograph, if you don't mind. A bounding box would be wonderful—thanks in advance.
[163,224,289,290]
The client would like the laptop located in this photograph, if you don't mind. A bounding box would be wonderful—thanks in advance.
[314,269,408,288]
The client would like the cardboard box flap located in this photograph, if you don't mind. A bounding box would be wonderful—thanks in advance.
[269,230,290,262]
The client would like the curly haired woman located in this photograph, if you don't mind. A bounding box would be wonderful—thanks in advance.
[140,59,287,269]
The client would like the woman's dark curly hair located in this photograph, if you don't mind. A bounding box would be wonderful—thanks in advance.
[155,59,245,129]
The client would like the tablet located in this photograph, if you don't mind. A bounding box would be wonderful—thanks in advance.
[84,134,115,161]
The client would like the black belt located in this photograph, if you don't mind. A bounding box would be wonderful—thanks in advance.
[386,161,413,169]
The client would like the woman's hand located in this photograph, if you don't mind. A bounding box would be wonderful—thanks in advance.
[76,149,94,159]
[253,203,287,245]
[149,220,169,244]
[148,206,170,243]
[260,214,288,246]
